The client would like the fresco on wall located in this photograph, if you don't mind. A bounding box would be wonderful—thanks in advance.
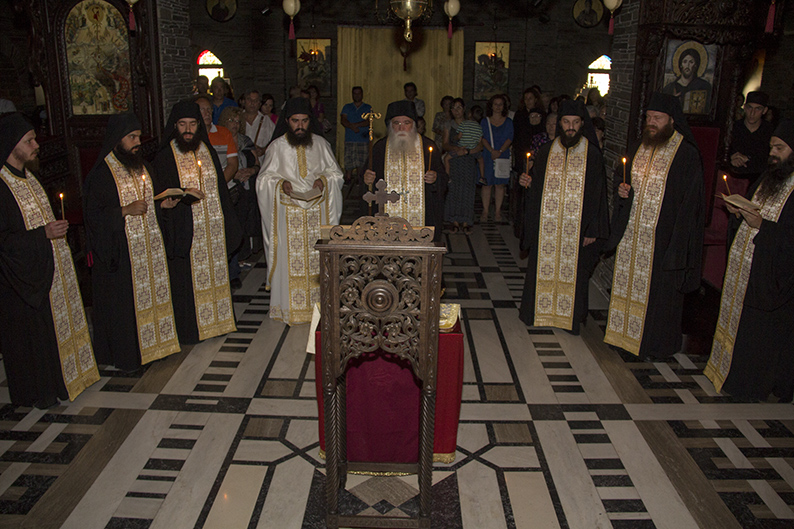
[474,42,509,101]
[65,0,132,115]
[661,39,717,115]
[297,39,331,96]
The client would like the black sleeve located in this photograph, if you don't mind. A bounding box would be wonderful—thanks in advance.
[82,164,126,272]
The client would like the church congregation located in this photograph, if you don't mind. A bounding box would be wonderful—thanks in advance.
[1,1,794,526]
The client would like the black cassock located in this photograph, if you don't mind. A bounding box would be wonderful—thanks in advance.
[360,136,448,242]
[722,178,794,401]
[606,138,704,357]
[0,166,68,406]
[83,160,153,371]
[152,144,242,344]
[519,138,609,334]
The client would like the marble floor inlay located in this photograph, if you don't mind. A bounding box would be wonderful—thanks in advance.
[0,198,792,528]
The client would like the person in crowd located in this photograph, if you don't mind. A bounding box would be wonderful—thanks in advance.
[604,92,704,359]
[444,98,483,234]
[83,113,180,372]
[152,101,241,343]
[340,86,372,183]
[261,93,278,124]
[403,82,426,118]
[432,95,454,149]
[728,91,773,195]
[241,90,275,164]
[256,98,344,325]
[479,94,513,223]
[0,113,99,407]
[209,76,237,125]
[517,100,609,335]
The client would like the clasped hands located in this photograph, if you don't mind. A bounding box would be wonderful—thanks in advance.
[725,202,762,229]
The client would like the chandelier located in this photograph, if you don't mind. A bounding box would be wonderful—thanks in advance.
[375,0,433,42]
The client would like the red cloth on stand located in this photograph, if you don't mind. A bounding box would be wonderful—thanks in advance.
[314,324,464,463]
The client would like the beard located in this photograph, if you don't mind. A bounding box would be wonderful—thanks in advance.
[286,127,313,147]
[113,145,144,173]
[560,128,583,149]
[174,131,202,153]
[756,154,794,202]
[641,121,675,147]
[387,125,418,157]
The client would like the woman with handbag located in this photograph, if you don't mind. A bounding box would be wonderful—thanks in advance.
[479,94,513,222]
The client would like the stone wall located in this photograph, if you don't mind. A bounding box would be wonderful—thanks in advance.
[157,0,193,120]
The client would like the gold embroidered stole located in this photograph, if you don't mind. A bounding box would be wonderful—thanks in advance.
[705,176,794,392]
[604,131,684,355]
[384,136,425,227]
[0,167,99,400]
[170,141,236,339]
[268,145,329,324]
[106,154,180,362]
[533,137,588,330]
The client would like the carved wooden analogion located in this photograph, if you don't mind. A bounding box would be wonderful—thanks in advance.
[316,215,446,529]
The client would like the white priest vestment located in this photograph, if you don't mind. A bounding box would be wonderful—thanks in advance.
[257,135,344,324]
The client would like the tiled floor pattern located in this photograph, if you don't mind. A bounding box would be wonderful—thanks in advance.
[0,210,793,527]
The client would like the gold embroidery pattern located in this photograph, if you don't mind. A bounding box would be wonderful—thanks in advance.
[269,145,329,325]
[533,138,588,330]
[0,167,99,400]
[384,136,425,226]
[171,141,236,340]
[106,154,180,363]
[604,132,683,355]
[705,176,794,392]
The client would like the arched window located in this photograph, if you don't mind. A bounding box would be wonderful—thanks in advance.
[586,55,612,97]
[197,50,224,81]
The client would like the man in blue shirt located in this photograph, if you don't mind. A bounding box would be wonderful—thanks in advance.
[210,77,237,125]
[340,86,372,182]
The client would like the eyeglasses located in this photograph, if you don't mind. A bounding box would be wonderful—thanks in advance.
[391,120,414,128]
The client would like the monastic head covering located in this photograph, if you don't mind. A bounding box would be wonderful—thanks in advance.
[93,113,142,172]
[161,100,210,149]
[772,119,794,150]
[385,100,418,124]
[745,91,769,107]
[556,99,600,149]
[646,91,695,145]
[0,112,34,166]
[269,97,324,144]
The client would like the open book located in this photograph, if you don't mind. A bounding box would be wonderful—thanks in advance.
[720,193,761,213]
[289,187,322,202]
[153,188,202,205]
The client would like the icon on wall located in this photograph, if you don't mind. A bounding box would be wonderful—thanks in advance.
[661,39,718,115]
[572,0,604,29]
[206,0,237,23]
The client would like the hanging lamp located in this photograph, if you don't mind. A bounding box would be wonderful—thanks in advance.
[444,0,460,39]
[283,0,301,40]
[603,0,623,35]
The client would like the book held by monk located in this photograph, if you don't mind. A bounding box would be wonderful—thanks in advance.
[720,193,761,212]
[153,188,202,205]
[290,187,322,201]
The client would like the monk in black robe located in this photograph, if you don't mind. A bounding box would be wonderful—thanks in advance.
[605,92,704,359]
[83,113,180,371]
[706,120,794,401]
[518,100,609,335]
[0,113,99,407]
[152,101,242,344]
[361,100,448,242]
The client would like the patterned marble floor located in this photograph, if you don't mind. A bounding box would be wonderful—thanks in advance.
[0,215,793,528]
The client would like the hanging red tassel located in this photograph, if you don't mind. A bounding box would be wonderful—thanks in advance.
[129,6,136,31]
[608,13,614,35]
[765,1,776,34]
[289,19,295,40]
[87,251,94,268]
[448,20,453,39]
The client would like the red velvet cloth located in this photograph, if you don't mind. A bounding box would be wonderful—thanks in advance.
[314,324,464,463]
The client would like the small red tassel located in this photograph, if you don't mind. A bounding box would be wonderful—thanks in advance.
[448,20,453,39]
[87,251,93,268]
[765,1,776,33]
[608,14,614,35]
[129,7,136,31]
[289,19,295,40]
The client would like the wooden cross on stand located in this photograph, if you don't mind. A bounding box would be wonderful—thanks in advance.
[362,180,400,216]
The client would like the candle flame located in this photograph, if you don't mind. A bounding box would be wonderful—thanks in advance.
[622,157,627,164]
[428,146,433,152]
[527,152,531,158]
[723,174,728,181]
[59,193,63,199]
[197,160,202,166]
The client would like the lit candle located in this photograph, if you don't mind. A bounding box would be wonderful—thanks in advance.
[59,193,65,221]
[723,173,732,196]
[196,158,203,191]
[427,146,433,169]
[525,152,531,174]
[622,157,627,184]
[141,174,147,201]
